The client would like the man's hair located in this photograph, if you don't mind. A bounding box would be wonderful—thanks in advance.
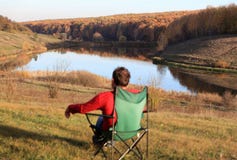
[112,67,131,86]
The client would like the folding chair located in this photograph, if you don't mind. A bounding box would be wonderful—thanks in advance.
[86,86,149,160]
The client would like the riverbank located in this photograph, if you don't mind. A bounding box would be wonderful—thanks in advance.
[152,56,237,74]
[155,35,237,72]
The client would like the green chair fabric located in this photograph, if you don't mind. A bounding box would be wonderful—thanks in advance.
[114,87,147,141]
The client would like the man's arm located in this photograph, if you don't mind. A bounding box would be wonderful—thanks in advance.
[65,94,102,118]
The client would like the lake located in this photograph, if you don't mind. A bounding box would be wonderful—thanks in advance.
[20,50,189,92]
[19,50,237,94]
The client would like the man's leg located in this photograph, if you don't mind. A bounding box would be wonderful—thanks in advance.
[95,116,103,133]
[93,116,104,144]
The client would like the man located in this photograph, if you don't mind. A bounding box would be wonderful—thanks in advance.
[65,66,139,135]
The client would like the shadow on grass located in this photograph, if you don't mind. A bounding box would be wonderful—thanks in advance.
[0,124,90,149]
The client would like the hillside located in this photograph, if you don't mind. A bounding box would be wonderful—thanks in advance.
[0,15,31,33]
[159,4,237,48]
[0,16,62,70]
[153,4,237,70]
[158,35,237,70]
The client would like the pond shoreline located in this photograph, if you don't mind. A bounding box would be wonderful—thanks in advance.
[152,56,237,74]
[0,47,47,70]
[46,40,158,49]
[155,35,237,73]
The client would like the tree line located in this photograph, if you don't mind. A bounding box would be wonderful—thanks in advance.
[23,11,192,42]
[158,4,237,50]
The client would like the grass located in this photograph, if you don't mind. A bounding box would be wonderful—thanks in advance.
[150,112,237,160]
[0,71,237,159]
[0,104,90,159]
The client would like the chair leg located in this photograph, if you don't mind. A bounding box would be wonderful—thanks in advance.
[118,131,147,160]
[93,143,107,158]
[131,138,143,159]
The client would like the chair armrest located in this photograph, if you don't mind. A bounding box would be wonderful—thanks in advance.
[85,112,114,128]
[86,113,113,118]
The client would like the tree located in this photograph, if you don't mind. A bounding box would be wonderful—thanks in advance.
[93,32,104,42]
[119,35,127,42]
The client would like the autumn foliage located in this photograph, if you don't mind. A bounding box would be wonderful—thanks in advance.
[22,4,237,52]
[159,4,237,50]
[23,11,194,42]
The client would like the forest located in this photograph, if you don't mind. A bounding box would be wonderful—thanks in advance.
[22,4,237,52]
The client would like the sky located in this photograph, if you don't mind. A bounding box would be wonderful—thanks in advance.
[0,0,236,22]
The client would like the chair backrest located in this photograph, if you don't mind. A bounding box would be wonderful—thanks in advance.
[113,86,147,141]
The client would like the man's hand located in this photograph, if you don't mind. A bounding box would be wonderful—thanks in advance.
[65,107,71,118]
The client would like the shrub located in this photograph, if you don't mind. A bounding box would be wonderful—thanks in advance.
[222,91,237,110]
[118,35,127,42]
[148,86,162,112]
[48,83,59,98]
[214,60,230,68]
[93,32,104,42]
[0,72,17,102]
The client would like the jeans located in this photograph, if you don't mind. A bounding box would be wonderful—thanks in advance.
[95,116,103,135]
[92,116,104,144]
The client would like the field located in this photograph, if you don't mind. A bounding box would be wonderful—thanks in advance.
[0,71,236,159]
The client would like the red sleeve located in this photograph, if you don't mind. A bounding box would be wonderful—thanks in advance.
[68,94,102,114]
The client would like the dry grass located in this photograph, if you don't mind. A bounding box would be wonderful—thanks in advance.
[149,111,237,160]
[0,31,61,63]
[0,71,236,159]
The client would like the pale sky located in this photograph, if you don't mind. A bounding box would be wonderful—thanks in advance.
[0,0,236,22]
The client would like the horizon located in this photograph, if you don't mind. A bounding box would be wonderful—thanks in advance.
[0,0,236,22]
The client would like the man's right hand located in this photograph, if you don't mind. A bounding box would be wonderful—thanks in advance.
[65,107,71,118]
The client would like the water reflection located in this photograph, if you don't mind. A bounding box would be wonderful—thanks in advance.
[0,53,34,71]
[58,46,156,60]
[169,67,237,95]
[20,50,188,92]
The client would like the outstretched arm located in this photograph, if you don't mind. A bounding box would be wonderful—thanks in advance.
[64,93,103,119]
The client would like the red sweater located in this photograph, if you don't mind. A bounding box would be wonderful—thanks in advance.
[67,89,139,131]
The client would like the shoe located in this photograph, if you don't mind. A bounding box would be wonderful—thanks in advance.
[92,135,105,145]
